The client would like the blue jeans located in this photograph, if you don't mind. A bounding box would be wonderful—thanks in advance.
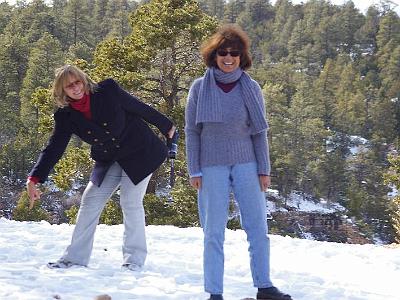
[198,162,273,294]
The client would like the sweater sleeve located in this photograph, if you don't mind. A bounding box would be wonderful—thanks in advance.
[251,131,271,175]
[251,80,271,175]
[185,79,203,176]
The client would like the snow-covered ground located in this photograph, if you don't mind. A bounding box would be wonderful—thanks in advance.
[0,218,399,300]
[266,190,346,214]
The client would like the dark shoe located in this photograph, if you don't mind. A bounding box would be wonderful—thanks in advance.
[47,260,76,269]
[257,287,292,300]
[207,294,223,300]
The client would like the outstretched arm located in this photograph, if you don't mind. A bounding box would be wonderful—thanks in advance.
[27,112,72,208]
[110,79,174,136]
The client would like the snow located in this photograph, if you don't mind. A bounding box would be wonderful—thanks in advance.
[1,218,399,300]
[286,192,346,213]
[349,135,369,155]
[266,190,346,214]
[388,185,399,198]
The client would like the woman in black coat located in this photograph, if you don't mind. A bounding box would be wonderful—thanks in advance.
[26,65,175,270]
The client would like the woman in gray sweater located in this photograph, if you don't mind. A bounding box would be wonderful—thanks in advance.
[185,24,292,300]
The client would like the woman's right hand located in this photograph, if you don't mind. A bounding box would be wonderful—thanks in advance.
[26,180,42,209]
[189,177,202,190]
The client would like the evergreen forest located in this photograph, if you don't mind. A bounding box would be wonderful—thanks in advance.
[0,0,400,244]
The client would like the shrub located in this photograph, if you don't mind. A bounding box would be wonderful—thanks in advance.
[66,199,123,225]
[12,191,51,222]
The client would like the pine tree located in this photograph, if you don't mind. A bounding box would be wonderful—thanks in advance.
[384,154,400,243]
[314,58,340,129]
[0,33,29,143]
[317,131,350,203]
[51,0,69,48]
[93,0,110,41]
[20,32,64,128]
[0,2,13,34]
[223,0,245,23]
[376,10,400,51]
[237,0,274,62]
[354,6,380,55]
[333,64,366,135]
[268,0,296,62]
[0,33,29,98]
[334,1,364,53]
[286,79,327,197]
[345,150,392,240]
[3,0,55,44]
[105,0,136,40]
[263,82,294,195]
[287,19,310,65]
[313,15,342,63]
[63,0,94,47]
[94,0,217,111]
[202,0,225,20]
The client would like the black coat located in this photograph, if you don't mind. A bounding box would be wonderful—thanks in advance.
[29,79,173,186]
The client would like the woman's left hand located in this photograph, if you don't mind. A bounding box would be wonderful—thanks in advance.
[259,175,271,192]
[167,125,176,138]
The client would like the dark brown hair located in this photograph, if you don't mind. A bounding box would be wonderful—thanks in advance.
[200,24,252,70]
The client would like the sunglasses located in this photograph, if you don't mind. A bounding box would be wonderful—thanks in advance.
[64,80,83,90]
[216,49,241,57]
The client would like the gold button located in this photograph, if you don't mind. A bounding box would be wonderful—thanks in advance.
[103,122,107,126]
[94,139,98,142]
[106,131,110,134]
[87,131,91,134]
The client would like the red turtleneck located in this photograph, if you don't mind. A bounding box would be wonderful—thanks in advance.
[69,93,91,119]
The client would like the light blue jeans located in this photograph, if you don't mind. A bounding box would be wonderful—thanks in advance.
[61,162,151,267]
[198,162,273,294]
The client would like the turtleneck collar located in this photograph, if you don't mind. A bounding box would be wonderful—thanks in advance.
[69,93,91,119]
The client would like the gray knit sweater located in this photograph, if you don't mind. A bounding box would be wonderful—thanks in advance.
[185,77,271,176]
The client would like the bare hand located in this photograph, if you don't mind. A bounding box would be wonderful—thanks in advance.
[259,175,271,192]
[167,125,176,138]
[189,176,202,190]
[26,180,42,209]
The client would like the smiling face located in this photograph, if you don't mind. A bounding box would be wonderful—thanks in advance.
[63,75,85,101]
[215,47,241,73]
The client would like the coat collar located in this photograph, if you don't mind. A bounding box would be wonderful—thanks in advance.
[61,90,100,123]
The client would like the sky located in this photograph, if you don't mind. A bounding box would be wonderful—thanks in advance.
[289,0,400,15]
[3,0,400,15]
[1,217,399,300]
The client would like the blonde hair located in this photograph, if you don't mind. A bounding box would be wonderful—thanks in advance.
[52,65,97,107]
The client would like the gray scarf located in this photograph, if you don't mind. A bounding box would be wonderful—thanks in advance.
[196,67,268,134]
